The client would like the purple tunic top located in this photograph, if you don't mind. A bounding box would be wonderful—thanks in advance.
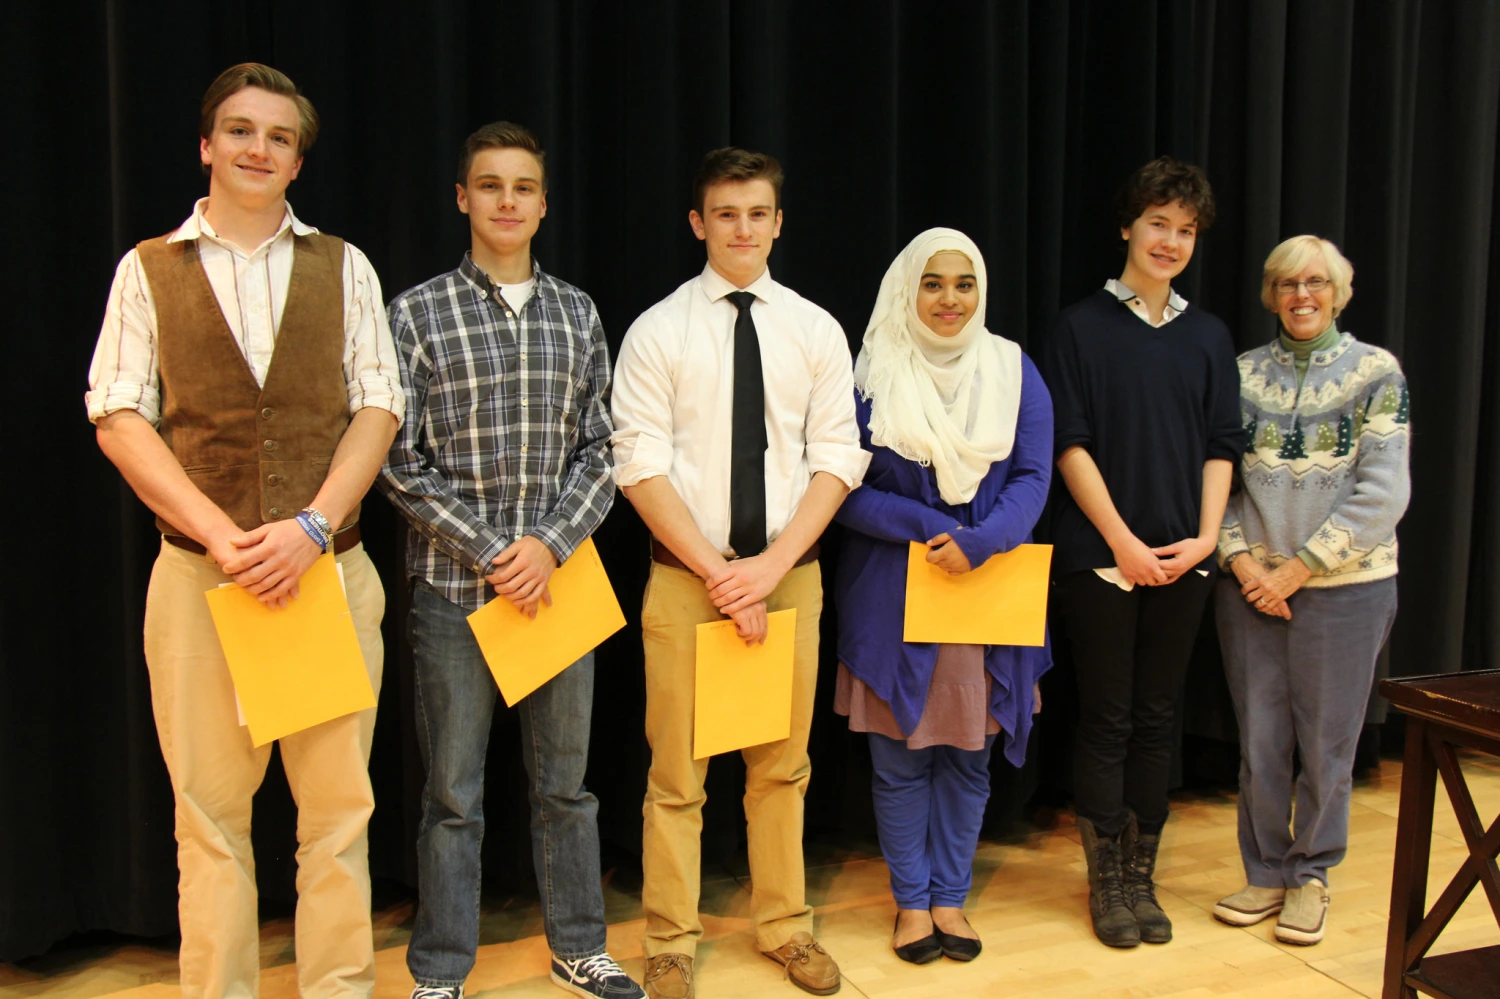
[833,355,1054,767]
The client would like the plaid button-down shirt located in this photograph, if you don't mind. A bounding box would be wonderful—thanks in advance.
[379,254,614,610]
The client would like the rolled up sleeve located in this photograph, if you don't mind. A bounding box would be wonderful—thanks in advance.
[610,313,678,486]
[86,250,163,426]
[804,316,870,489]
[342,244,406,426]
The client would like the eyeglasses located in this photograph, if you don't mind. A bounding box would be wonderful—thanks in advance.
[1274,277,1331,296]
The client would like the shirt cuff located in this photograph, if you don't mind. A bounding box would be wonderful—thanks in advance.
[806,442,871,490]
[473,533,507,578]
[87,385,160,426]
[348,378,406,427]
[611,433,674,487]
[529,520,581,566]
[1304,522,1356,571]
[1296,548,1325,572]
[1216,521,1249,568]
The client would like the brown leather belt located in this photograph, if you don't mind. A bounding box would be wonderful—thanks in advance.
[650,537,819,575]
[164,523,363,558]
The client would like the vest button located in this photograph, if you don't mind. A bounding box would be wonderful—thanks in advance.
[267,474,280,486]
[264,440,278,452]
[261,407,275,420]
[269,508,282,519]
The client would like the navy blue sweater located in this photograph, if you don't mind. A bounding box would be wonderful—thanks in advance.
[1038,290,1246,577]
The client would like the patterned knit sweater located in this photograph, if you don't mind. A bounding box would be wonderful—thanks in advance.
[1218,331,1410,587]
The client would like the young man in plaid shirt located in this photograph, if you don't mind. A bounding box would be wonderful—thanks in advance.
[378,123,642,999]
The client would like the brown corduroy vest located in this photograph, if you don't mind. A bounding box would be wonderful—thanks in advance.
[135,232,359,536]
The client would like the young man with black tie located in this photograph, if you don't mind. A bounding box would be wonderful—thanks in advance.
[611,147,869,999]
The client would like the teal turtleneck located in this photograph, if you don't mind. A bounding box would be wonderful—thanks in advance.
[1280,323,1341,390]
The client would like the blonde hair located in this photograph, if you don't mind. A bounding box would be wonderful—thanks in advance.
[1261,235,1355,316]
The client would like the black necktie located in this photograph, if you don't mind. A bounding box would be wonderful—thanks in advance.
[726,290,768,558]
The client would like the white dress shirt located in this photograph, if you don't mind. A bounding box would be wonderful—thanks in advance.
[86,198,404,427]
[611,264,869,554]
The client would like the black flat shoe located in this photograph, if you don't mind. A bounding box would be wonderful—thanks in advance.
[934,928,982,961]
[892,915,943,964]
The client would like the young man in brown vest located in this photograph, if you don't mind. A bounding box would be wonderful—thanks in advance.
[86,63,403,998]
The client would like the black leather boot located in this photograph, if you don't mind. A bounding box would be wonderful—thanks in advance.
[1077,816,1140,948]
[1122,812,1172,943]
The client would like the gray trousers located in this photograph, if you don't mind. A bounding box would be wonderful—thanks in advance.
[1215,575,1397,888]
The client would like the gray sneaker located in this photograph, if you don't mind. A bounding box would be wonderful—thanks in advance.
[1274,879,1328,945]
[1213,885,1286,926]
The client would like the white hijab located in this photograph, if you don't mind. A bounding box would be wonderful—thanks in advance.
[853,228,1023,505]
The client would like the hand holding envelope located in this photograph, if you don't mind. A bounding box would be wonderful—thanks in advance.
[903,541,1052,645]
[466,537,626,706]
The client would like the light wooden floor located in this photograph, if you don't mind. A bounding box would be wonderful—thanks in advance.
[5,754,1498,999]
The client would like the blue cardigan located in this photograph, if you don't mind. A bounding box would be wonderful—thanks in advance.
[833,355,1054,767]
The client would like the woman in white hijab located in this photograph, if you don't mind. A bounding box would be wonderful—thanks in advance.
[833,228,1054,964]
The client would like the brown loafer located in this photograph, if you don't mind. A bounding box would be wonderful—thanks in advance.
[643,952,694,999]
[762,932,840,995]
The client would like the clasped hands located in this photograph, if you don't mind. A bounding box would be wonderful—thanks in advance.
[486,536,557,619]
[1231,553,1310,619]
[216,519,328,609]
[1109,533,1217,587]
[706,551,794,647]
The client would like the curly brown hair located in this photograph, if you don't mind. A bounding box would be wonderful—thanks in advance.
[1114,156,1215,232]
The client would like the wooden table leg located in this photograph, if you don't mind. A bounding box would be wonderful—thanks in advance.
[1384,717,1438,999]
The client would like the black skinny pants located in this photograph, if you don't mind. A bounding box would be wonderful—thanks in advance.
[1054,568,1213,837]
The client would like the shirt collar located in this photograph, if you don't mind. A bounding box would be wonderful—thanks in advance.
[168,197,314,249]
[1105,278,1188,319]
[699,262,777,306]
[458,252,548,297]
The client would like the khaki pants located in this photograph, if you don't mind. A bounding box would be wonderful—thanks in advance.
[639,560,822,957]
[144,540,385,999]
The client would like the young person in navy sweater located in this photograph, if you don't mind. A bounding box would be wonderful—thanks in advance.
[1039,157,1245,949]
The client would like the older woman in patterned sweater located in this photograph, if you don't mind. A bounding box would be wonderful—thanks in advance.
[1212,235,1410,946]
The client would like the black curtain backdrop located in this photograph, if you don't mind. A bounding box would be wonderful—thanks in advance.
[3,0,1498,963]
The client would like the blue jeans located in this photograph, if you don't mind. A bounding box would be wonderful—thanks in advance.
[406,581,607,986]
[868,732,996,909]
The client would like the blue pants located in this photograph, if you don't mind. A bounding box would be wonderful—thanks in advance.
[868,732,996,909]
[1216,577,1397,888]
[405,582,607,987]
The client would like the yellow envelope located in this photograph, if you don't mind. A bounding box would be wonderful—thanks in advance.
[693,608,797,759]
[903,541,1052,646]
[204,554,376,747]
[466,537,626,707]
